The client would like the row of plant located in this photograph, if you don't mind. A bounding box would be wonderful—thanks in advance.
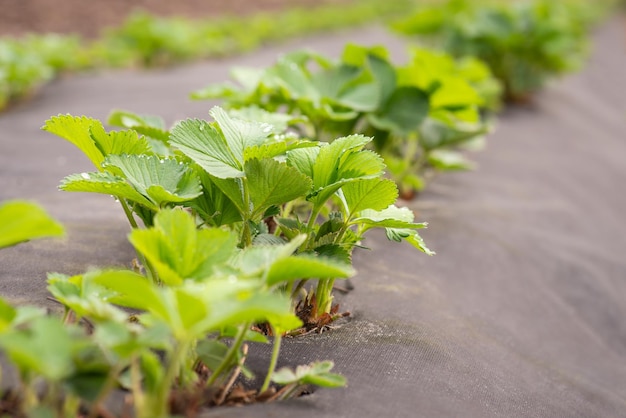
[391,0,617,101]
[0,99,435,416]
[0,0,417,112]
[192,43,499,198]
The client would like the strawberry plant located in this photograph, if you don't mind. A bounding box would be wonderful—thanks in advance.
[392,0,594,101]
[0,207,347,417]
[44,105,432,326]
[192,44,493,198]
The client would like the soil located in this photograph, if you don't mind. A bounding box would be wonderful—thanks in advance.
[0,0,349,39]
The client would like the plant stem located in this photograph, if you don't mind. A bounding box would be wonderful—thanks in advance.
[215,344,248,405]
[152,339,191,418]
[88,364,124,418]
[316,278,334,315]
[63,394,81,418]
[240,178,253,248]
[206,323,249,387]
[119,199,158,282]
[130,356,145,418]
[260,328,282,393]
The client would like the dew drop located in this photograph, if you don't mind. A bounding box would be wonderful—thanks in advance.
[80,172,90,179]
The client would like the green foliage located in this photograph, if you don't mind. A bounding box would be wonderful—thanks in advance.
[0,34,88,111]
[194,43,493,197]
[0,0,417,111]
[272,361,347,399]
[45,105,431,317]
[392,0,596,100]
[0,200,64,249]
[38,103,434,415]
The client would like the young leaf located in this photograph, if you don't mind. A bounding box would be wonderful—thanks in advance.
[60,171,156,210]
[386,228,435,255]
[187,167,242,226]
[341,178,399,216]
[0,200,64,249]
[47,272,128,323]
[265,254,354,286]
[210,106,269,163]
[312,135,371,189]
[272,360,346,388]
[103,154,202,207]
[129,209,238,285]
[92,270,169,320]
[89,124,152,157]
[170,118,244,179]
[245,158,312,219]
[355,205,427,229]
[42,115,105,168]
[107,109,170,142]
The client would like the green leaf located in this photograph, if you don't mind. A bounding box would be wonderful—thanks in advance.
[265,254,354,286]
[268,58,320,101]
[245,158,312,218]
[366,53,397,105]
[190,82,242,100]
[47,272,128,323]
[235,235,307,276]
[219,325,268,343]
[42,115,105,168]
[210,106,269,163]
[89,123,151,157]
[0,200,65,249]
[60,171,156,210]
[107,109,170,142]
[187,168,242,226]
[170,118,244,179]
[0,317,80,381]
[368,87,430,134]
[272,360,346,388]
[342,43,389,66]
[129,209,238,285]
[355,205,427,230]
[385,228,435,255]
[286,146,319,180]
[296,136,386,209]
[104,154,202,207]
[209,292,302,332]
[341,178,398,216]
[92,270,169,319]
[196,339,229,371]
[427,149,474,171]
[176,290,209,330]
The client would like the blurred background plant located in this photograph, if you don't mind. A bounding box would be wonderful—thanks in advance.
[392,0,619,101]
[0,0,416,111]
